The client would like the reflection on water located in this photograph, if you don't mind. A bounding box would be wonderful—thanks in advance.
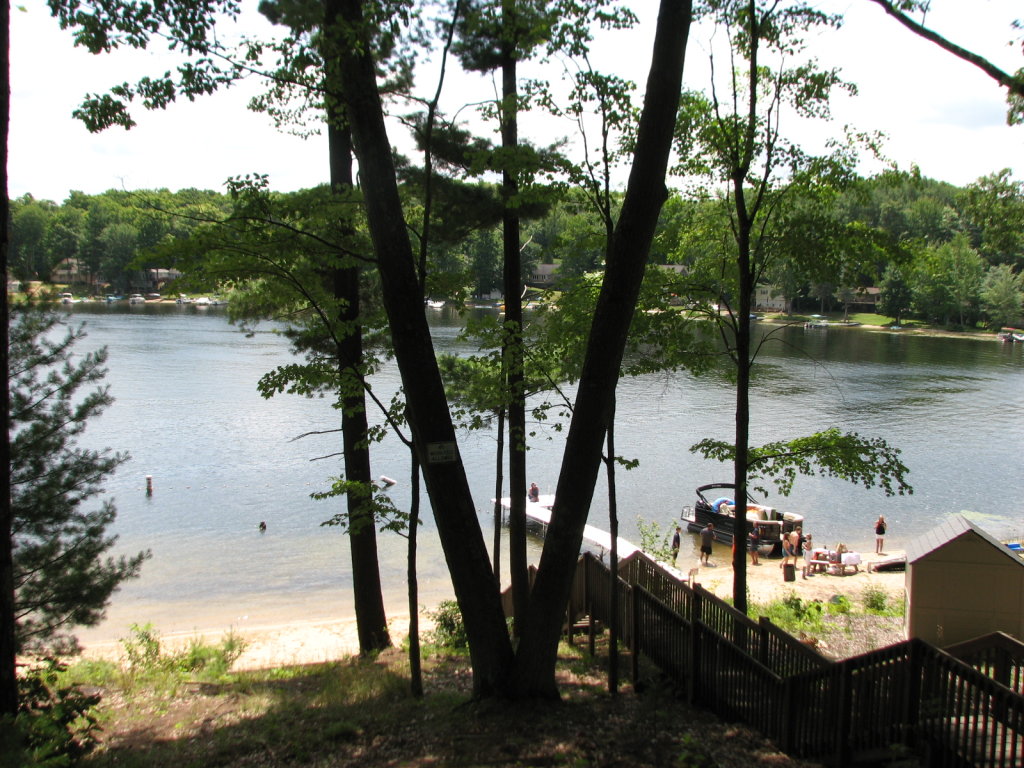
[56,304,1023,642]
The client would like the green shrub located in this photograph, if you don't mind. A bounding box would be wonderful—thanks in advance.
[755,592,825,634]
[121,622,162,672]
[429,600,469,649]
[3,659,101,767]
[676,733,716,767]
[863,586,904,616]
[118,623,247,688]
[826,595,852,615]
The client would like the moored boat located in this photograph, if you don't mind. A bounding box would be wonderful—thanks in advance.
[681,482,805,556]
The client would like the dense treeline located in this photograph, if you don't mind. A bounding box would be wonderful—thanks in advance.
[8,188,232,293]
[9,166,1024,329]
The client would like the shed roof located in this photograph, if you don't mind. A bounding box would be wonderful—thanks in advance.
[905,514,1023,567]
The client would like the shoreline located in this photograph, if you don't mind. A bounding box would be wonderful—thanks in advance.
[758,315,1005,343]
[77,614,431,671]
[73,550,907,671]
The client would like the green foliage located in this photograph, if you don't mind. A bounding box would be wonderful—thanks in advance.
[878,263,914,324]
[2,659,101,767]
[826,595,852,615]
[981,263,1024,330]
[119,623,247,688]
[862,586,904,617]
[636,517,677,564]
[427,601,469,649]
[10,305,148,653]
[691,427,912,500]
[755,593,825,634]
[675,733,716,768]
[912,234,985,328]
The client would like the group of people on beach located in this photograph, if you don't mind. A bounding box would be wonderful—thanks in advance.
[666,511,889,572]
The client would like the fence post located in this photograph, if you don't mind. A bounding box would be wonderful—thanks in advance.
[689,587,703,705]
[779,675,794,753]
[758,616,771,669]
[630,585,640,685]
[583,555,594,654]
[901,639,923,751]
[834,662,851,768]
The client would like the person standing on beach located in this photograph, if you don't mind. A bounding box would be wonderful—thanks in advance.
[700,523,715,566]
[748,525,760,565]
[671,525,681,562]
[781,528,799,568]
[875,516,887,554]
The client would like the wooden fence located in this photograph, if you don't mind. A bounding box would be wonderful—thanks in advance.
[564,551,1024,767]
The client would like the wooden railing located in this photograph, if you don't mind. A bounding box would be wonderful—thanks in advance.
[564,551,1024,767]
[946,632,1024,695]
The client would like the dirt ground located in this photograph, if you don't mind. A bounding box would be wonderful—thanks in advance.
[688,548,906,608]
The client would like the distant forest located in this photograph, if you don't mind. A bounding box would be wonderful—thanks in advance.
[9,167,1024,329]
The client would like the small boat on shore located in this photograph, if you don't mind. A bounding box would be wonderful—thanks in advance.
[868,554,907,572]
[129,293,146,304]
[682,482,805,556]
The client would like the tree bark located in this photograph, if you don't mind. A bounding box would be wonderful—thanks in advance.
[512,0,693,698]
[325,0,390,654]
[500,6,529,636]
[335,0,514,696]
[0,0,17,718]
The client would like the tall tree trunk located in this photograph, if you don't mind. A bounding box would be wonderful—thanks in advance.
[0,0,17,718]
[732,204,752,615]
[407,452,422,696]
[500,6,528,636]
[325,0,389,653]
[492,408,505,582]
[335,0,514,696]
[730,0,758,616]
[605,401,619,696]
[512,0,693,698]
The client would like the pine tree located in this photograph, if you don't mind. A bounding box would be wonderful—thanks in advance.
[9,306,148,653]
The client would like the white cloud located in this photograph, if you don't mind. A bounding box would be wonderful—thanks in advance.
[9,0,1022,202]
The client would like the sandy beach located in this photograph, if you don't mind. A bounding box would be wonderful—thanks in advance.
[77,614,431,671]
[74,549,906,671]
[685,549,907,607]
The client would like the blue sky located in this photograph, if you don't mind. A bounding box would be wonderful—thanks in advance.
[9,0,1023,203]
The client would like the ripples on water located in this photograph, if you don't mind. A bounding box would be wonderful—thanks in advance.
[57,304,1023,641]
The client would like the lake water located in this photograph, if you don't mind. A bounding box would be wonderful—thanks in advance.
[52,303,1024,643]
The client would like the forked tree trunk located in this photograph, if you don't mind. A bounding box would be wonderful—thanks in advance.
[336,0,515,696]
[336,0,692,699]
[512,0,693,698]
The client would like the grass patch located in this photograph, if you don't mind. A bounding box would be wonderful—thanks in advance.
[44,624,809,768]
[754,589,902,635]
[862,585,905,617]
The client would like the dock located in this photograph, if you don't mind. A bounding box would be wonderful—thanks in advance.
[498,495,640,560]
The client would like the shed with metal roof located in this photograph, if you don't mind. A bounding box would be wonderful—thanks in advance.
[905,515,1024,647]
